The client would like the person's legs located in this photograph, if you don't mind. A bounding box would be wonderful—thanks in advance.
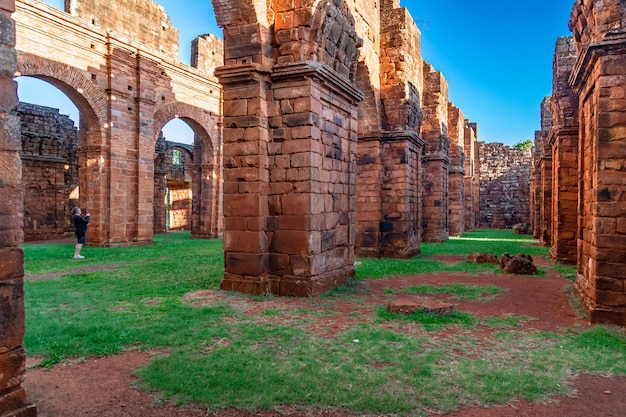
[74,235,85,258]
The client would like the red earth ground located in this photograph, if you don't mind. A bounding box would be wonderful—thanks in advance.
[24,255,626,417]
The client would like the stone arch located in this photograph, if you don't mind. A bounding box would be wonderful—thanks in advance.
[212,0,272,27]
[153,101,222,238]
[308,0,361,81]
[17,52,108,143]
[16,52,110,245]
[271,0,361,81]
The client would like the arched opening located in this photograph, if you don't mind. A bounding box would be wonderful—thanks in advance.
[154,119,195,233]
[153,106,221,239]
[14,76,81,242]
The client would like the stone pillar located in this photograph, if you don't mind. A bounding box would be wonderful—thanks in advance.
[265,62,361,295]
[447,104,465,237]
[537,98,552,246]
[549,37,579,264]
[0,0,37,415]
[355,0,424,259]
[570,0,626,325]
[216,64,272,295]
[463,121,477,231]
[370,133,423,258]
[153,134,167,233]
[421,63,450,242]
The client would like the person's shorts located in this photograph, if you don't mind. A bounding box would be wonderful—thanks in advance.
[76,234,86,244]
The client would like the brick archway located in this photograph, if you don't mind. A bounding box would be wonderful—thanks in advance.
[154,102,222,238]
[17,52,111,246]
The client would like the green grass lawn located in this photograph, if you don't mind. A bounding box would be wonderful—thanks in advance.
[22,230,626,416]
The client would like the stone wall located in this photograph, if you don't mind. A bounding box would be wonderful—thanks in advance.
[0,0,37,414]
[15,0,222,246]
[14,102,79,241]
[67,0,179,61]
[531,97,553,244]
[568,0,626,325]
[548,36,578,264]
[478,142,531,229]
[464,121,478,231]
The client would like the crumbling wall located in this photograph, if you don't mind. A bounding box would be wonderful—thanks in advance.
[569,0,626,325]
[479,142,531,229]
[531,97,553,243]
[191,34,224,76]
[14,102,79,241]
[464,121,478,231]
[549,36,579,264]
[66,0,179,60]
[0,0,37,415]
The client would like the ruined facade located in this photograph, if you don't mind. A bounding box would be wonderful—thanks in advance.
[14,103,79,241]
[532,98,553,244]
[569,0,626,325]
[534,0,626,325]
[14,0,223,246]
[211,0,482,295]
[479,142,532,229]
[0,0,38,415]
[549,37,579,264]
[153,136,194,232]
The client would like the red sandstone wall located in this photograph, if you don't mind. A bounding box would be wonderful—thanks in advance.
[66,0,179,61]
[549,36,579,264]
[448,104,465,237]
[15,0,222,245]
[0,0,36,414]
[479,142,531,229]
[15,103,79,241]
[570,0,626,325]
[464,121,478,231]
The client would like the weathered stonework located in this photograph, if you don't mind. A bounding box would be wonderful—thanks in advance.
[13,103,78,242]
[355,0,424,259]
[548,37,579,264]
[464,121,479,231]
[531,98,553,244]
[479,142,531,229]
[0,0,37,415]
[153,134,193,233]
[14,0,223,246]
[568,0,626,325]
[421,63,450,242]
[447,104,465,237]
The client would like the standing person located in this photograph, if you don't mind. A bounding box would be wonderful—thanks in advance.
[72,207,90,259]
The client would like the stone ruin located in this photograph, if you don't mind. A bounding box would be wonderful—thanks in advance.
[2,0,626,415]
[532,0,626,326]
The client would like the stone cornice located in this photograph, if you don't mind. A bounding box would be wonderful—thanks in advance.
[19,154,67,164]
[271,61,365,104]
[570,34,626,93]
[360,130,425,148]
[214,63,272,86]
[548,128,579,147]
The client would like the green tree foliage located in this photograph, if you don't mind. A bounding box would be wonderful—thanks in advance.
[513,139,533,150]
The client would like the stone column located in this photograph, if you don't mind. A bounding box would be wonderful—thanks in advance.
[447,104,465,237]
[549,37,578,264]
[537,98,552,246]
[377,133,423,258]
[217,64,272,295]
[463,121,477,231]
[265,62,361,295]
[0,0,36,414]
[570,0,626,325]
[421,63,450,242]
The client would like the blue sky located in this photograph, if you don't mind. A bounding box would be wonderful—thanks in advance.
[17,0,574,146]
